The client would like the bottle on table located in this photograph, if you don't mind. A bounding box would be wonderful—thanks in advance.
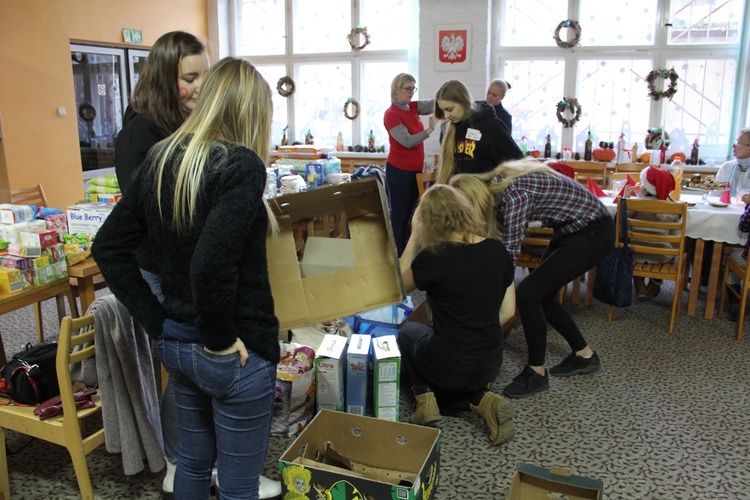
[544,135,551,159]
[584,130,593,161]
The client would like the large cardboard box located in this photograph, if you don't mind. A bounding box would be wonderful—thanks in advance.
[279,410,440,500]
[267,178,403,331]
[67,203,113,236]
[507,463,604,499]
[314,334,348,413]
[372,334,401,421]
[345,334,370,416]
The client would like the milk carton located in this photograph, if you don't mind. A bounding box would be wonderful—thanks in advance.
[345,334,371,416]
[372,335,401,421]
[314,334,347,413]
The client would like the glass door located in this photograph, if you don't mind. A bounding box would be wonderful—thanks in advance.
[70,44,127,182]
[127,48,150,95]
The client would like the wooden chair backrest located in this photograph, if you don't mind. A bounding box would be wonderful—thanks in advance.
[615,198,688,261]
[10,184,47,207]
[573,161,608,186]
[615,162,647,173]
[417,170,437,198]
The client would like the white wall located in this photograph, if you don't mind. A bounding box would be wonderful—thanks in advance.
[419,0,493,161]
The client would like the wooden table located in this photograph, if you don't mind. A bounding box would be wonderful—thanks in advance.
[67,257,103,315]
[0,277,76,367]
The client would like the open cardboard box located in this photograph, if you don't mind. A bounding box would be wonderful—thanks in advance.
[267,178,404,331]
[279,410,440,500]
[507,463,604,499]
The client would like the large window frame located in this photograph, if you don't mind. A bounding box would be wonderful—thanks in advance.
[492,0,749,162]
[230,0,416,149]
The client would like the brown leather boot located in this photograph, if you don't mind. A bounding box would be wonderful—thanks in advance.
[470,392,515,445]
[410,391,442,426]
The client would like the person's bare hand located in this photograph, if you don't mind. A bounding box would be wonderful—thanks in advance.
[205,338,249,366]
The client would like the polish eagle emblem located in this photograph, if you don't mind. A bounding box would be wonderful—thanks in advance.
[439,30,467,63]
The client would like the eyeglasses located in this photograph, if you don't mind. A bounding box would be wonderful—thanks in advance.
[401,86,417,92]
[734,141,750,147]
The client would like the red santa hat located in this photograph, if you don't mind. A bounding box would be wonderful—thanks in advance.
[640,166,675,200]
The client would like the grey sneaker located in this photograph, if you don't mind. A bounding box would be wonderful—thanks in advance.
[550,352,601,377]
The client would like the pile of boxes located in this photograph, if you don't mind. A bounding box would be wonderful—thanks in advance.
[0,204,69,292]
[272,144,345,193]
[265,179,441,499]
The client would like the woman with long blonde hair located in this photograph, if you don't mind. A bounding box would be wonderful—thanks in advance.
[435,80,521,185]
[94,58,279,499]
[398,184,517,445]
[461,159,613,399]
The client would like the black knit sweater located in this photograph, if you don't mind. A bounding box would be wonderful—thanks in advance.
[92,140,280,363]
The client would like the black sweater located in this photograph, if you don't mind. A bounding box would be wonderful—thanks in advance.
[453,106,523,175]
[114,106,166,273]
[93,141,280,363]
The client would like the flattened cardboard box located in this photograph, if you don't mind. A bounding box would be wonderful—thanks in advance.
[267,178,404,331]
[507,463,603,500]
[279,410,440,500]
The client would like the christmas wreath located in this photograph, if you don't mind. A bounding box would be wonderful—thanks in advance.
[347,26,371,51]
[556,97,582,128]
[343,98,360,120]
[553,19,581,49]
[645,128,670,150]
[276,76,296,98]
[646,69,678,101]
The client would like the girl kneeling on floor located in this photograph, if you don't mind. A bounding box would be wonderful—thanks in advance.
[398,183,517,445]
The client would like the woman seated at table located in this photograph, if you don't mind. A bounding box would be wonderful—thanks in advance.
[622,166,679,300]
[722,190,750,320]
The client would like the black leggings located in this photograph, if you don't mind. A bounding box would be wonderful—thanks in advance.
[397,322,502,414]
[516,215,615,366]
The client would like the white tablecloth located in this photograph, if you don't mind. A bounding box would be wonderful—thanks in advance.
[600,193,748,245]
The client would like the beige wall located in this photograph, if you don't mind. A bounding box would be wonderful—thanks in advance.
[0,0,207,210]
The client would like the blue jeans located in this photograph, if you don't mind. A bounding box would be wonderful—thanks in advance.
[140,269,181,465]
[158,321,275,500]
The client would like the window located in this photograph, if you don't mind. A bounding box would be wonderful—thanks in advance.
[235,0,415,150]
[494,0,747,161]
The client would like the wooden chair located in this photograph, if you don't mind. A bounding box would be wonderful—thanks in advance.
[573,161,608,187]
[718,249,750,341]
[609,198,689,332]
[0,314,104,500]
[10,184,47,207]
[615,162,647,174]
[417,170,437,198]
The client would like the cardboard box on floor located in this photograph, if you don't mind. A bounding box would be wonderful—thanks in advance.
[279,410,440,500]
[507,463,603,499]
[266,178,404,332]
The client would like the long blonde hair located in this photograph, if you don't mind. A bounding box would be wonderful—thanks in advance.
[449,174,498,238]
[412,184,486,249]
[434,80,479,184]
[465,159,558,197]
[150,57,277,234]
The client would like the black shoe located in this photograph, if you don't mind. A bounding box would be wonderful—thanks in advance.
[503,366,549,399]
[550,352,601,377]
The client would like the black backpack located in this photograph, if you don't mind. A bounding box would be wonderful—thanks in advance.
[1,341,60,405]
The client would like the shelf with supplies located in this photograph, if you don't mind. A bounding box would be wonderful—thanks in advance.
[270,152,386,174]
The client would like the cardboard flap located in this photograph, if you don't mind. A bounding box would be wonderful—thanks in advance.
[508,462,603,500]
[267,179,404,330]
